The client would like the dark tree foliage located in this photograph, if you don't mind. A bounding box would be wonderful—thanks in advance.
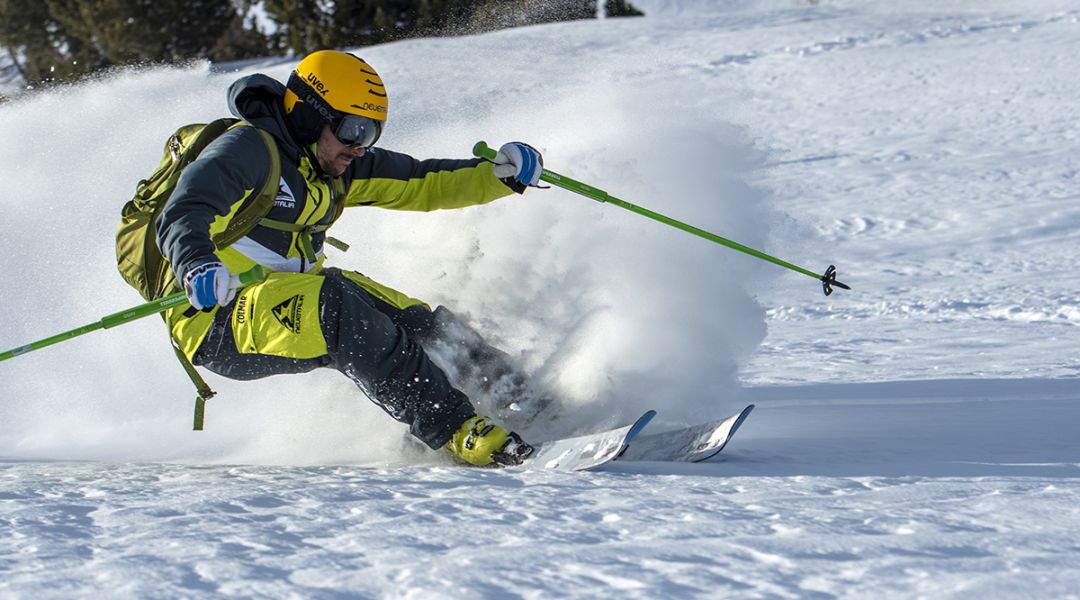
[263,0,334,55]
[266,0,645,50]
[0,0,92,84]
[606,0,645,17]
[0,0,251,86]
[0,0,643,87]
[45,0,235,63]
[211,14,278,63]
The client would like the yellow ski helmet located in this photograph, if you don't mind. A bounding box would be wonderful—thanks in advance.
[283,50,387,146]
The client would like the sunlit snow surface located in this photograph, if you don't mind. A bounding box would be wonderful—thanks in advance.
[1,0,1078,597]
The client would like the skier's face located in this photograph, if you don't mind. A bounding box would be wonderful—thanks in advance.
[315,124,366,176]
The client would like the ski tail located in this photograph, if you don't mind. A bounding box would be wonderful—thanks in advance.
[617,405,754,463]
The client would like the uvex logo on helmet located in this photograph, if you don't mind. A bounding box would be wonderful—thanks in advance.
[306,73,330,96]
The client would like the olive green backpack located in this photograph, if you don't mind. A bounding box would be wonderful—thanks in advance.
[116,118,280,302]
[115,118,281,429]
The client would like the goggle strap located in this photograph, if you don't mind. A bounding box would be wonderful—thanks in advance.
[286,73,339,123]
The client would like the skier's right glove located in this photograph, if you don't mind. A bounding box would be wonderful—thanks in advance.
[493,142,544,194]
[183,261,236,312]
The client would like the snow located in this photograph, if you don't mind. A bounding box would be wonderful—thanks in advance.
[2,0,1079,596]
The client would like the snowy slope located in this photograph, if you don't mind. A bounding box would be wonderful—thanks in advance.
[1,0,1079,597]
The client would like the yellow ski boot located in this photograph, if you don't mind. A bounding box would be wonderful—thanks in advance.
[447,416,534,467]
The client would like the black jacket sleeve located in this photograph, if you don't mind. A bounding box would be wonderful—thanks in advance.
[155,126,271,282]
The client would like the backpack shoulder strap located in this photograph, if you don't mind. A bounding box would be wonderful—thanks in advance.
[211,122,282,250]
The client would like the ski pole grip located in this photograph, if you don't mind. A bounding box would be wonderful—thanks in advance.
[186,265,266,319]
[472,141,497,161]
[234,264,267,289]
[472,140,609,203]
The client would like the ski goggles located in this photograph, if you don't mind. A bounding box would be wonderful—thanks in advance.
[332,113,383,149]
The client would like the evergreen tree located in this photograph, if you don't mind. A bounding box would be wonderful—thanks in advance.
[458,0,643,37]
[372,5,396,41]
[415,0,437,32]
[0,0,254,86]
[0,0,643,88]
[209,10,275,62]
[606,0,644,17]
[264,0,334,54]
[0,0,95,85]
[44,0,235,65]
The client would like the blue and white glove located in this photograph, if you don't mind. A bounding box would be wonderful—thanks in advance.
[183,261,236,312]
[493,142,543,194]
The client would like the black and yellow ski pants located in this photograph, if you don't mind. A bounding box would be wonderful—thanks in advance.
[192,268,476,449]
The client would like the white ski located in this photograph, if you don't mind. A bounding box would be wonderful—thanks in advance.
[527,410,656,471]
[617,405,754,463]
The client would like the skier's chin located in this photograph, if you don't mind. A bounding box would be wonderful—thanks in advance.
[319,155,353,177]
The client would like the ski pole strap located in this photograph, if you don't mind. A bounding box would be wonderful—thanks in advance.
[472,141,850,296]
[170,336,215,431]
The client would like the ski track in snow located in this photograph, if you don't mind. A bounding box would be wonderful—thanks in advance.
[2,0,1080,597]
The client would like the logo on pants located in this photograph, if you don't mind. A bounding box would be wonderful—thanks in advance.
[272,294,304,334]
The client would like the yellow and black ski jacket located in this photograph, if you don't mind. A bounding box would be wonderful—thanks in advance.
[156,74,514,358]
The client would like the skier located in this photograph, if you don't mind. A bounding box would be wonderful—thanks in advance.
[155,50,543,466]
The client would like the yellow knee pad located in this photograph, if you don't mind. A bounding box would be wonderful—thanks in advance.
[231,272,328,359]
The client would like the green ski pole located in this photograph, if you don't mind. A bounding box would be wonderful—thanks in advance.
[0,265,266,362]
[473,141,850,296]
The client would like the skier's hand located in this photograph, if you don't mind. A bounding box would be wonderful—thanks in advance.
[494,142,543,194]
[183,261,236,312]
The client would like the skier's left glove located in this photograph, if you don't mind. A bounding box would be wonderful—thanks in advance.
[493,142,543,194]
